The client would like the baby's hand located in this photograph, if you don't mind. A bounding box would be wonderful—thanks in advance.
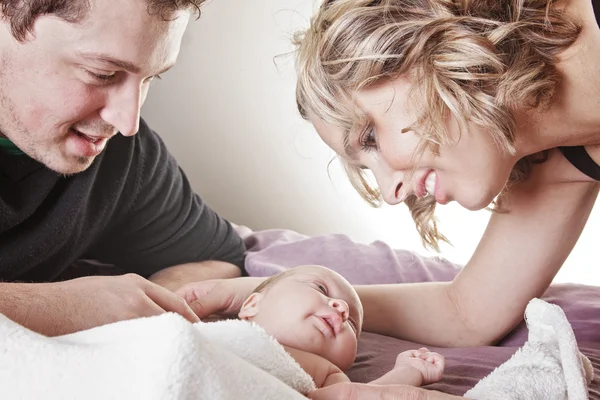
[395,347,445,385]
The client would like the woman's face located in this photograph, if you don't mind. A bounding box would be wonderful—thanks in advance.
[309,77,519,211]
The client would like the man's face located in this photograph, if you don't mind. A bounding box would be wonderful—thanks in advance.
[0,0,191,174]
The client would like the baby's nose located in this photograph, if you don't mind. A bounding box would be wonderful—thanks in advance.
[328,298,349,321]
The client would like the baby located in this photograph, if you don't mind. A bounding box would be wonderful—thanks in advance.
[238,265,445,389]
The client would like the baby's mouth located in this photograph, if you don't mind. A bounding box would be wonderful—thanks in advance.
[323,317,336,337]
[314,316,335,338]
[317,314,342,338]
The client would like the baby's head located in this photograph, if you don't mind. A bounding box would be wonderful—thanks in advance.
[238,265,363,371]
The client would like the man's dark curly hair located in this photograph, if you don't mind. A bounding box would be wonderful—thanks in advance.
[0,0,205,42]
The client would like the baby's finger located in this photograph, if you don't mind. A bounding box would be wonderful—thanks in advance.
[435,355,446,370]
[400,350,418,358]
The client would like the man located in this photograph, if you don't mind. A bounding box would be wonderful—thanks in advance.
[0,0,245,336]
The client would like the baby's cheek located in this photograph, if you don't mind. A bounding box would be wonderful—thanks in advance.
[336,333,358,371]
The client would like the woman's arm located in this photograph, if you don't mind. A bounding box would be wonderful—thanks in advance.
[358,154,599,346]
[178,153,599,347]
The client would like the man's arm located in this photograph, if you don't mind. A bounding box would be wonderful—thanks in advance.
[0,275,199,336]
[0,282,58,335]
[149,260,242,291]
[357,152,599,346]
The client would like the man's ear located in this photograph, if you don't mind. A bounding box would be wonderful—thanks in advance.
[238,292,263,320]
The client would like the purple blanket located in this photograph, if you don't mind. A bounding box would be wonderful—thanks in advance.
[239,227,600,398]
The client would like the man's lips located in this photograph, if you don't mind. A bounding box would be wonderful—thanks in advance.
[70,128,113,143]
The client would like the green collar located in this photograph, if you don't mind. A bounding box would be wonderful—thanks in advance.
[0,137,25,156]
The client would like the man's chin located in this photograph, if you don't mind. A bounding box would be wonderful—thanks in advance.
[46,156,95,176]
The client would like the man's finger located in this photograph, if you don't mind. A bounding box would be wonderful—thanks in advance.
[145,283,200,323]
[188,290,226,319]
[140,300,167,317]
[175,280,221,304]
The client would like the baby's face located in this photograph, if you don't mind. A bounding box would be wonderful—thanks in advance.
[239,265,363,371]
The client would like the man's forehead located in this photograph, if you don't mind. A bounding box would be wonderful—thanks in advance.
[76,0,191,59]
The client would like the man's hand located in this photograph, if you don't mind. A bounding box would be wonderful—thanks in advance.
[395,348,445,385]
[175,277,265,319]
[0,274,199,336]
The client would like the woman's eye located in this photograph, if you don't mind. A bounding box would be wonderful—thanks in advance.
[360,128,377,151]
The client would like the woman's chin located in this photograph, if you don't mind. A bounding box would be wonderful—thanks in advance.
[456,192,496,211]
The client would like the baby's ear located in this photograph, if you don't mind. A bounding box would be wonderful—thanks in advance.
[238,293,263,320]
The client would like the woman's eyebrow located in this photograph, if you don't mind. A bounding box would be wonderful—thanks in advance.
[342,129,360,161]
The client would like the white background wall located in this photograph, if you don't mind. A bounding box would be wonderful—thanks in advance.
[142,0,600,285]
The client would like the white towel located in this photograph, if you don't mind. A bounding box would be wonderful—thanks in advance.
[198,319,316,394]
[465,298,594,400]
[0,313,313,400]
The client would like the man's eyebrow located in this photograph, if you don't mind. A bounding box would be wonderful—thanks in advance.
[77,52,174,75]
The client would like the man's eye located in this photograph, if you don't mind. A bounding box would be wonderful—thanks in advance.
[145,74,162,83]
[85,70,116,82]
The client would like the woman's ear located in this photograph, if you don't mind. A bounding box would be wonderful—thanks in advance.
[238,292,263,320]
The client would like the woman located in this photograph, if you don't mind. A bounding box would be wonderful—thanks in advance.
[180,0,600,398]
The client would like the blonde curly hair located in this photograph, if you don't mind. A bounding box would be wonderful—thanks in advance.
[294,0,581,250]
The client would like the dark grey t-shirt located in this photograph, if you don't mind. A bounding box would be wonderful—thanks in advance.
[0,118,245,282]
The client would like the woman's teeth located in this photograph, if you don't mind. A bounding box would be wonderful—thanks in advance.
[425,172,437,196]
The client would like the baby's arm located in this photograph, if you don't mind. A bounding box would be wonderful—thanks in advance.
[369,363,425,386]
[371,348,445,387]
[283,345,350,388]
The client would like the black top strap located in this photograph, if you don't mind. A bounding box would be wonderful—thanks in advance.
[559,146,600,181]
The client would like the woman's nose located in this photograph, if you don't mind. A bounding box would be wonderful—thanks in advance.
[372,169,405,205]
[365,159,408,205]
